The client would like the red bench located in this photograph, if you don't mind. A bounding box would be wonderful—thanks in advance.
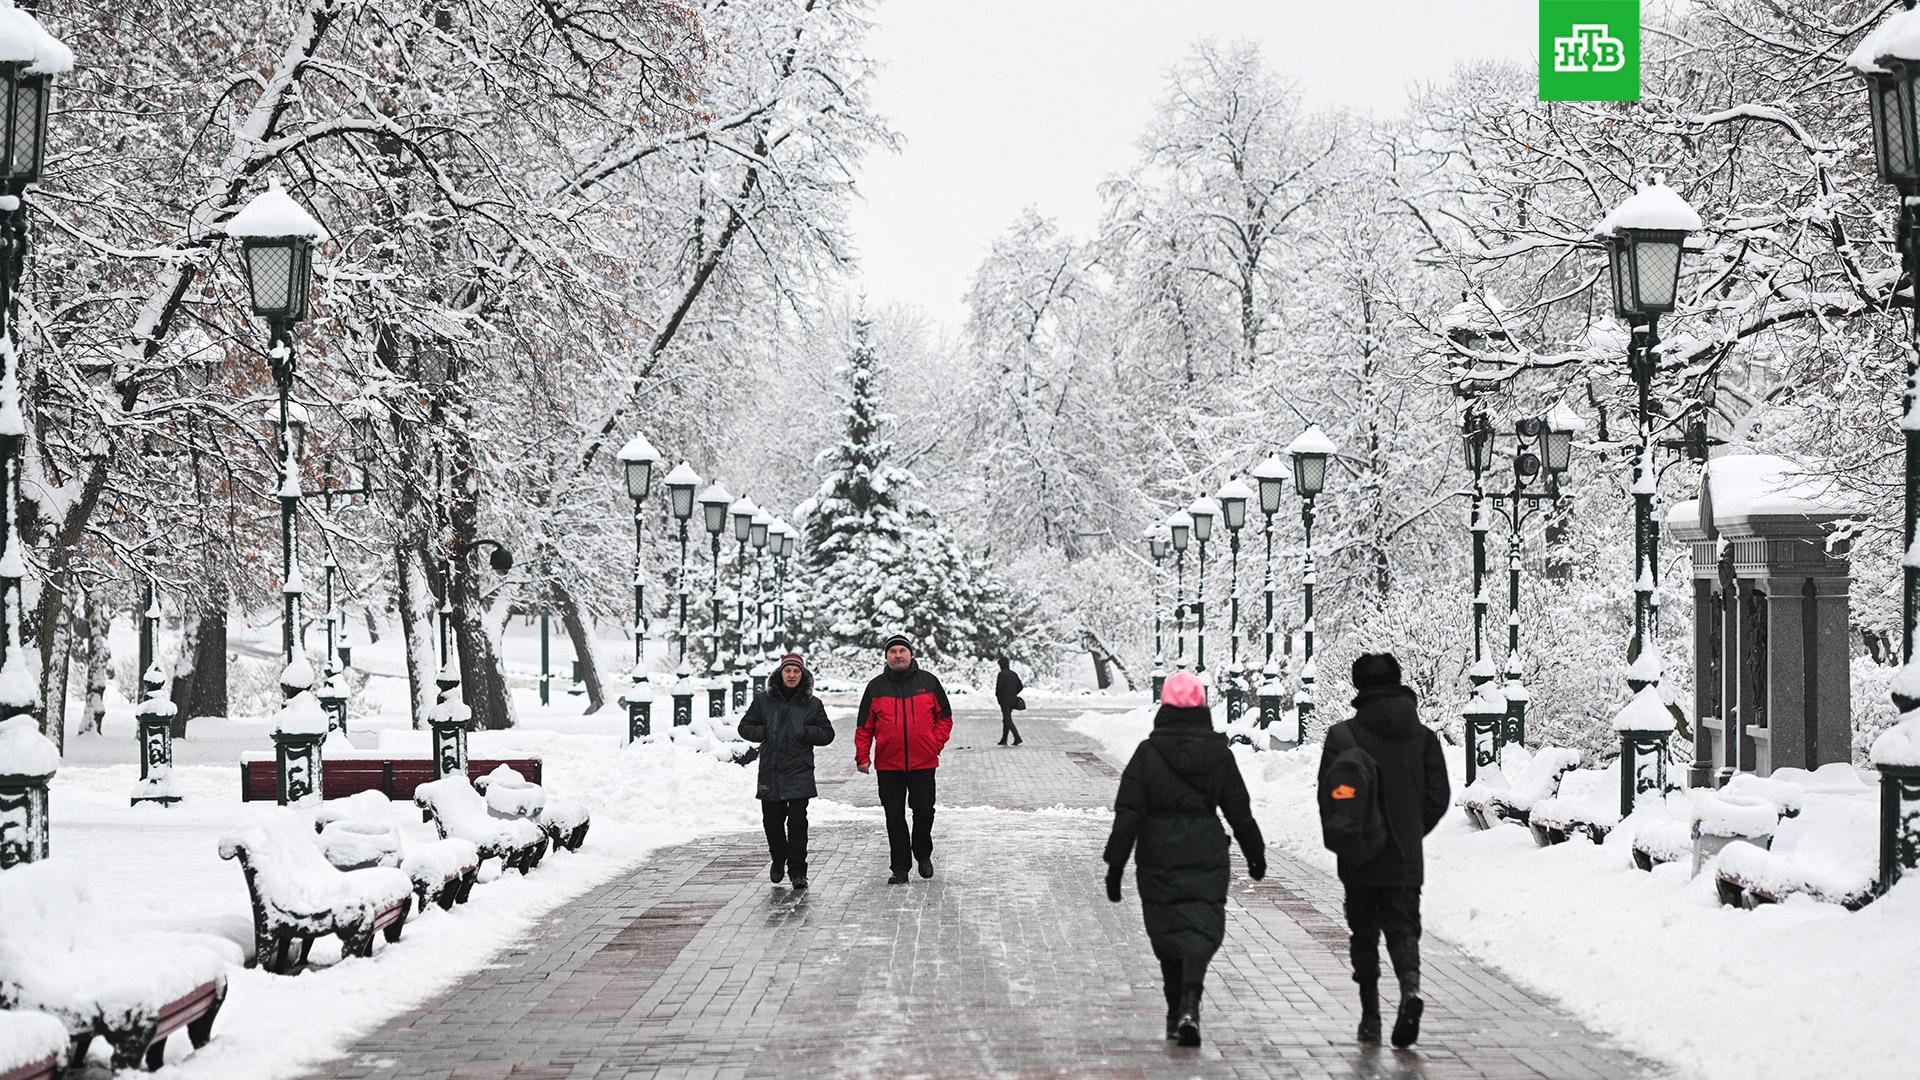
[76,980,224,1072]
[0,1056,56,1080]
[239,755,542,802]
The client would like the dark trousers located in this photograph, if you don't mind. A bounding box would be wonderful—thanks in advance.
[1152,941,1211,1011]
[876,768,936,873]
[763,798,810,876]
[1343,885,1422,987]
[997,704,1022,744]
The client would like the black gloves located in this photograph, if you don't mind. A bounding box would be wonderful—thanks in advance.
[1105,863,1124,903]
[1247,855,1266,881]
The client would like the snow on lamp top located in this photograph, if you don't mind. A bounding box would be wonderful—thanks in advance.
[1214,476,1254,503]
[1611,684,1673,732]
[1594,179,1703,237]
[1848,4,1920,74]
[0,714,56,777]
[616,433,659,463]
[663,461,701,487]
[225,179,326,239]
[0,2,72,75]
[1285,425,1338,456]
[698,482,732,506]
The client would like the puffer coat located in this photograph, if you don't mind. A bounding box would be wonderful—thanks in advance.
[737,665,836,801]
[1104,705,1265,957]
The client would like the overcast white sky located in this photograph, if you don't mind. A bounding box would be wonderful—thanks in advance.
[847,0,1536,330]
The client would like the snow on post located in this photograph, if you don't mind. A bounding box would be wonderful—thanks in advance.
[0,3,74,76]
[0,713,55,775]
[1592,177,1704,237]
[223,178,326,240]
[1611,684,1672,732]
[1847,4,1920,74]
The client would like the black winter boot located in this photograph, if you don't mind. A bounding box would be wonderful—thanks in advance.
[1175,984,1203,1047]
[1391,972,1423,1049]
[1163,980,1180,1040]
[1356,979,1382,1044]
[769,860,785,884]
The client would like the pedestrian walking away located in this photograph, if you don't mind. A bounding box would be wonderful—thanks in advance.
[854,633,953,884]
[1103,670,1265,1048]
[1316,651,1449,1049]
[995,656,1025,746]
[737,651,836,891]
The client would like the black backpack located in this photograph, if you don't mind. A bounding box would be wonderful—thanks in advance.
[1319,722,1389,864]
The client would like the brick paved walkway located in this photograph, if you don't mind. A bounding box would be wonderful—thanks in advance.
[316,702,1663,1080]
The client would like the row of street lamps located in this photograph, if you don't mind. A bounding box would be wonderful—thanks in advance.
[1143,427,1336,736]
[615,440,798,741]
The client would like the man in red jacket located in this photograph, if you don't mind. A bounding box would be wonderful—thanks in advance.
[855,634,953,884]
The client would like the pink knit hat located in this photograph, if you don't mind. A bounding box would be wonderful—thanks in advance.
[1160,671,1207,709]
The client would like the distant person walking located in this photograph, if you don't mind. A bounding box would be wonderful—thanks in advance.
[738,652,835,891]
[994,657,1024,746]
[1316,652,1449,1048]
[854,634,953,884]
[1103,671,1265,1047]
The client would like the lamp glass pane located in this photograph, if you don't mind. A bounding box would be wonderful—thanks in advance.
[750,522,769,548]
[669,486,694,520]
[1294,454,1328,496]
[1148,537,1167,559]
[733,511,753,541]
[245,243,297,315]
[1257,476,1284,514]
[1608,241,1632,320]
[1221,496,1247,531]
[5,77,41,182]
[1630,236,1682,310]
[1190,511,1213,543]
[1544,430,1573,472]
[1170,523,1190,551]
[778,534,795,558]
[1880,72,1920,183]
[702,501,727,535]
[625,460,649,499]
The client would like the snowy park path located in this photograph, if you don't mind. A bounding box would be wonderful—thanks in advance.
[313,703,1658,1079]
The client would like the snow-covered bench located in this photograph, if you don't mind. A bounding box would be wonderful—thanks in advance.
[314,791,481,913]
[1463,746,1581,830]
[0,1010,67,1080]
[239,752,544,801]
[219,815,414,974]
[472,764,592,853]
[415,774,549,873]
[1715,792,1878,911]
[0,862,231,1072]
[1528,763,1622,846]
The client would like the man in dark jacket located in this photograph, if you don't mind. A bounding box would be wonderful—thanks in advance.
[738,652,836,890]
[1317,652,1450,1049]
[854,634,953,884]
[1104,671,1265,1047]
[994,657,1024,746]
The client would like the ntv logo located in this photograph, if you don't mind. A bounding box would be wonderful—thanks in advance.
[1553,24,1626,74]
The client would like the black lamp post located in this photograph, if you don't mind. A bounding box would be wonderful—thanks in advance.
[728,494,757,709]
[1485,407,1579,750]
[1145,527,1168,701]
[1168,509,1192,672]
[664,462,700,727]
[1251,455,1288,730]
[618,432,659,740]
[1599,178,1699,818]
[1216,478,1252,721]
[1850,3,1920,890]
[770,519,795,656]
[315,452,372,739]
[698,482,733,720]
[1287,426,1335,738]
[1188,496,1217,679]
[749,509,772,694]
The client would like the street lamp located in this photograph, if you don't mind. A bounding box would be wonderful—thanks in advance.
[1850,4,1920,890]
[1144,526,1169,701]
[315,452,373,739]
[1287,425,1336,738]
[749,509,773,693]
[1216,478,1252,721]
[1598,177,1699,819]
[770,519,795,656]
[1188,496,1217,680]
[1482,408,1580,753]
[698,482,733,720]
[617,432,659,741]
[1167,509,1192,671]
[728,493,759,708]
[1250,455,1288,730]
[663,461,701,727]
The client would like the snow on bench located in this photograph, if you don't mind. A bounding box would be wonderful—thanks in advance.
[0,861,232,1072]
[219,813,414,974]
[1529,763,1622,846]
[0,1010,67,1080]
[1462,746,1581,830]
[1715,791,1878,911]
[238,753,544,802]
[314,791,482,913]
[473,765,591,854]
[415,774,549,873]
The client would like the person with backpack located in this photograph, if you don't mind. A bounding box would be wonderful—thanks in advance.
[1103,670,1265,1047]
[737,652,836,890]
[1317,652,1450,1049]
[854,634,953,884]
[994,657,1024,746]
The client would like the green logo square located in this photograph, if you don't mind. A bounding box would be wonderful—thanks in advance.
[1539,0,1640,102]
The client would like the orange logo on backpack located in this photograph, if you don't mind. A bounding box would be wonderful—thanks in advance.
[1330,785,1357,800]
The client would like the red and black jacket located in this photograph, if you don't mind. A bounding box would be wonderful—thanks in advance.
[854,662,953,772]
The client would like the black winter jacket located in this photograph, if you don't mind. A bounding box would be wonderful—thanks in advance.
[738,667,836,801]
[1104,705,1265,957]
[1317,685,1449,886]
[995,666,1024,706]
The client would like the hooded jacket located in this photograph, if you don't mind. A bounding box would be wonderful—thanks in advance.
[854,659,952,772]
[1317,684,1449,886]
[1104,704,1265,957]
[737,662,836,801]
[994,663,1024,707]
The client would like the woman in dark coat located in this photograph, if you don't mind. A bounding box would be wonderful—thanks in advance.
[994,657,1024,746]
[737,652,836,890]
[1103,671,1265,1047]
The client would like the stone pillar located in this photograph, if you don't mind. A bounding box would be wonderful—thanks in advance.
[1723,520,1851,778]
[1665,502,1718,788]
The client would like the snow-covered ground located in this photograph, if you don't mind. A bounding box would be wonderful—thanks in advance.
[1070,704,1918,1080]
[30,618,872,1078]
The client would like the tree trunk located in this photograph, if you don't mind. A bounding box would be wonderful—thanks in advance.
[46,609,72,753]
[166,606,201,737]
[363,604,381,644]
[80,591,107,738]
[553,579,607,714]
[170,602,229,734]
[1080,628,1136,691]
[452,561,516,730]
[395,540,437,730]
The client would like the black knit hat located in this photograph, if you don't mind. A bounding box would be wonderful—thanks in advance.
[882,633,913,654]
[1352,652,1403,690]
